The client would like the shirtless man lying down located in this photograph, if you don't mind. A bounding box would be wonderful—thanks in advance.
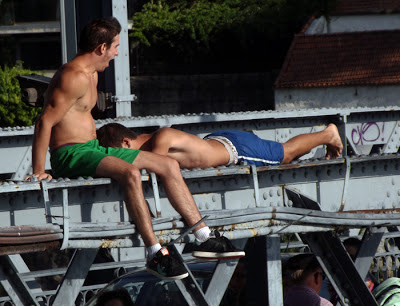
[97,123,343,169]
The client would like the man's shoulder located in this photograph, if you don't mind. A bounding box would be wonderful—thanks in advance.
[155,127,183,138]
[54,63,91,91]
[61,62,89,78]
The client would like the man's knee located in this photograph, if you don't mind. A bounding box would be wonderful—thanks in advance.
[163,157,181,176]
[123,166,143,186]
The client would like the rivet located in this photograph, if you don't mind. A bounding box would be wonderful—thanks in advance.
[263,192,268,200]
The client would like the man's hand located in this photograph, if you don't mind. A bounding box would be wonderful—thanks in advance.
[25,173,53,181]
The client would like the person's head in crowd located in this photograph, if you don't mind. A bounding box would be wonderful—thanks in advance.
[282,253,325,294]
[282,254,333,306]
[95,287,135,306]
[343,237,361,261]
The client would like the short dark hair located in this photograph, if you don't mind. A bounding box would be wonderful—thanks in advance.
[343,237,361,260]
[97,123,138,148]
[95,287,135,306]
[78,17,121,53]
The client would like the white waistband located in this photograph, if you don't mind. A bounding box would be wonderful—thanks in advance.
[204,136,238,166]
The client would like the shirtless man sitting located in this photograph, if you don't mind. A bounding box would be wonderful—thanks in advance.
[97,123,343,169]
[26,17,244,281]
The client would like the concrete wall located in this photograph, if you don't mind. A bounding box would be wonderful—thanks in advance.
[274,85,400,110]
[306,14,400,34]
[130,73,275,116]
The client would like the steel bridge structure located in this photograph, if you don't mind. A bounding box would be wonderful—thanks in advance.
[1,0,400,305]
[1,107,400,305]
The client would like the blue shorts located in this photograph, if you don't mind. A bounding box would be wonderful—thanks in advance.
[50,139,140,178]
[205,130,284,166]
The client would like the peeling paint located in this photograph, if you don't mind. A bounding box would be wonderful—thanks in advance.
[100,240,122,248]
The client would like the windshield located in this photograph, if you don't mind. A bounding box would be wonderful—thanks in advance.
[86,263,215,306]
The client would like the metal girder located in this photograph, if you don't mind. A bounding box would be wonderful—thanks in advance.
[51,249,98,305]
[171,245,209,306]
[60,0,77,64]
[266,235,283,306]
[111,0,132,117]
[204,239,248,305]
[301,231,377,306]
[11,146,32,181]
[0,107,400,304]
[1,106,400,177]
[354,228,385,281]
[287,188,378,305]
[0,255,40,306]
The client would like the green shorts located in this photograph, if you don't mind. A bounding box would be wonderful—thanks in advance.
[50,139,140,178]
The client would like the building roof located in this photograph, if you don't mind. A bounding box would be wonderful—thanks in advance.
[332,0,400,15]
[274,30,400,89]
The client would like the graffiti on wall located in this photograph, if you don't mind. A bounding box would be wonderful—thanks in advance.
[351,122,385,146]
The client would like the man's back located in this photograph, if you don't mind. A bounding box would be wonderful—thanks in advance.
[141,127,231,169]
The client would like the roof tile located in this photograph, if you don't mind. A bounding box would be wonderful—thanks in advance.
[274,30,400,89]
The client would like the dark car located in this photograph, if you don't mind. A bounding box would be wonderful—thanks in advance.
[85,261,220,306]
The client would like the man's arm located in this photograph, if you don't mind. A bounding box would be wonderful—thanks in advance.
[28,70,89,180]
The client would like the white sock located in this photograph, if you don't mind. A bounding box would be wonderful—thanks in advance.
[194,226,211,243]
[147,243,162,260]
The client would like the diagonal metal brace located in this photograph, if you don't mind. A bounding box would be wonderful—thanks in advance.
[286,188,378,306]
[0,255,39,306]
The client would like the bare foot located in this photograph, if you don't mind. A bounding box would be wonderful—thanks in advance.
[325,124,343,160]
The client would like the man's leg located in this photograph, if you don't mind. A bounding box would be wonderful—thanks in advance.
[132,151,205,229]
[95,155,189,280]
[131,151,245,260]
[95,155,160,247]
[281,123,343,164]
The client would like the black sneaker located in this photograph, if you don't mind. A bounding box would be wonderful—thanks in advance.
[192,231,245,260]
[146,247,189,280]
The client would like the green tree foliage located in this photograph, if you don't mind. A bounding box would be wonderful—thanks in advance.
[0,63,42,127]
[130,0,339,74]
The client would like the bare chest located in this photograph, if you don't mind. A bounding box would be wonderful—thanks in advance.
[75,76,98,112]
